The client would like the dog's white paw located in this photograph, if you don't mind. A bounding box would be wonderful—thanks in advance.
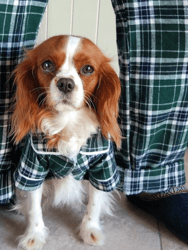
[18,226,49,250]
[79,224,105,246]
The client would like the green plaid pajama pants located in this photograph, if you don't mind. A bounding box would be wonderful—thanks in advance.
[0,0,49,203]
[111,0,188,194]
[0,0,188,203]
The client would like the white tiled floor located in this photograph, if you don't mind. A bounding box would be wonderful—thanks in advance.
[0,149,188,250]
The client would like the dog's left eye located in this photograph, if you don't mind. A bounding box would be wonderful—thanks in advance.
[42,60,55,72]
[81,65,94,75]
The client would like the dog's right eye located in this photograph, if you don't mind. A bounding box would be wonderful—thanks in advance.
[42,60,55,72]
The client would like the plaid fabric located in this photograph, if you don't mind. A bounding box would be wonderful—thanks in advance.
[111,0,188,195]
[14,132,119,192]
[0,0,48,204]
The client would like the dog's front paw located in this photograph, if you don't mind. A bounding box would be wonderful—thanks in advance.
[79,223,105,246]
[18,226,49,250]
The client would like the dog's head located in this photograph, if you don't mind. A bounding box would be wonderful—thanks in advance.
[12,35,121,148]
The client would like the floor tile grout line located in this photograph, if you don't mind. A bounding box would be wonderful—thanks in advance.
[157,219,163,250]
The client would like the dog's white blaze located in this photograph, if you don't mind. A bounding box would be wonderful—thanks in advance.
[58,36,81,78]
[51,36,84,110]
[64,36,81,73]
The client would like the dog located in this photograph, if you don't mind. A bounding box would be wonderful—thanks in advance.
[12,35,121,250]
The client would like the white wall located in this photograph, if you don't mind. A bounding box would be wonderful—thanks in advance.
[36,0,119,73]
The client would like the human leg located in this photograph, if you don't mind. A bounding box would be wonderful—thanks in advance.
[111,0,188,242]
[0,0,49,204]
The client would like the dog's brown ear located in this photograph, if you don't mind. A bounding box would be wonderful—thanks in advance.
[95,61,121,149]
[12,51,40,143]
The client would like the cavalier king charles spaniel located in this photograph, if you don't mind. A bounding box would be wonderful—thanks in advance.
[12,35,121,250]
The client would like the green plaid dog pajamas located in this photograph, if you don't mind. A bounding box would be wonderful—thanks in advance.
[14,132,119,192]
[111,0,188,194]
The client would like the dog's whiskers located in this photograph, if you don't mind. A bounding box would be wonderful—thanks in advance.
[84,92,97,112]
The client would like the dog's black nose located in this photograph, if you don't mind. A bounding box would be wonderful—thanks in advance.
[57,78,75,94]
